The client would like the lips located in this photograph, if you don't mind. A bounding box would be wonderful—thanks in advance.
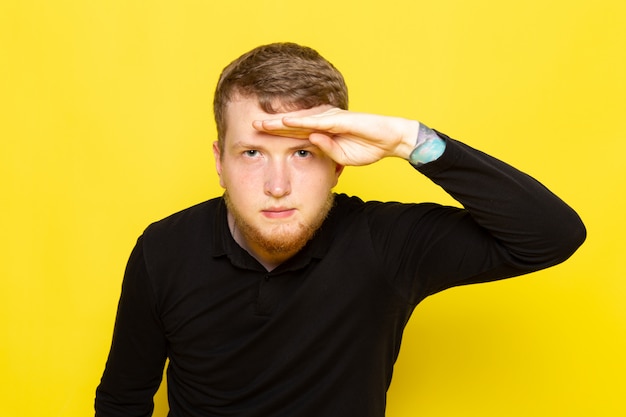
[261,207,296,219]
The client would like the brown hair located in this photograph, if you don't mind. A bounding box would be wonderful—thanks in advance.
[213,42,348,150]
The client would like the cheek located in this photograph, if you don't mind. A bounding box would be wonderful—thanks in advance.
[315,164,342,189]
[221,166,261,198]
[294,172,337,200]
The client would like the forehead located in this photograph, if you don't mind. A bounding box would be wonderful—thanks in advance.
[225,95,270,123]
[221,98,287,150]
[225,94,332,121]
[223,96,332,146]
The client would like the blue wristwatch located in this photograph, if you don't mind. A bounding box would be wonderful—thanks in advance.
[408,123,446,167]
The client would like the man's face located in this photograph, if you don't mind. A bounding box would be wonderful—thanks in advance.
[213,96,343,264]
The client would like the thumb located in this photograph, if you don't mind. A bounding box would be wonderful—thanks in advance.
[309,132,344,162]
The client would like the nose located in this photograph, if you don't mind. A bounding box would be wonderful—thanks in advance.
[264,159,291,198]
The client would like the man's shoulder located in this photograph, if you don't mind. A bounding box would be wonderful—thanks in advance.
[333,193,430,214]
[331,193,444,232]
[137,197,225,275]
[143,197,223,243]
[333,193,364,208]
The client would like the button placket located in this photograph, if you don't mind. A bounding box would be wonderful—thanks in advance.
[255,272,275,316]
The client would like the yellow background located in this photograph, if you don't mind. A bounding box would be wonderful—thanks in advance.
[1,1,625,416]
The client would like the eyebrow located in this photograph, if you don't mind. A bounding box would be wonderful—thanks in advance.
[286,141,316,151]
[232,139,316,151]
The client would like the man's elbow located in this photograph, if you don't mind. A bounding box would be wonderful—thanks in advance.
[556,212,587,263]
[508,208,586,272]
[529,210,587,270]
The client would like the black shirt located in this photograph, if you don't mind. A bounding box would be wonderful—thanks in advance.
[96,136,585,416]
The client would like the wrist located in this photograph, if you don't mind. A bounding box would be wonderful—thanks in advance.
[408,123,446,167]
[393,119,421,160]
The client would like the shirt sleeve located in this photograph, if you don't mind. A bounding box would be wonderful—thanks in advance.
[368,132,586,305]
[95,236,168,417]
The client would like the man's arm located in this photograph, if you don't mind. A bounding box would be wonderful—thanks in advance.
[384,132,584,300]
[255,109,586,300]
[95,237,168,417]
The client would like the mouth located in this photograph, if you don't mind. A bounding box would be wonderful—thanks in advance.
[261,207,296,219]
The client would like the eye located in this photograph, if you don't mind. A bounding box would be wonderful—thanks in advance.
[295,149,311,158]
[244,150,259,157]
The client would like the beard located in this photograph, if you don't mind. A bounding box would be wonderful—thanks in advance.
[224,191,335,257]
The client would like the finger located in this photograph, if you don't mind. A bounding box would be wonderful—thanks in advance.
[281,115,341,133]
[308,132,345,163]
[253,118,316,134]
[253,108,347,137]
[252,118,286,131]
[252,124,313,140]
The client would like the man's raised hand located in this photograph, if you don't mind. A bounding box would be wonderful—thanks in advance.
[253,108,420,166]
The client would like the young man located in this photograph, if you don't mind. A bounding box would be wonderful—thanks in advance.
[95,43,585,416]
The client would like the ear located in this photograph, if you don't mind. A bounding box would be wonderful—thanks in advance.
[212,141,226,188]
[332,163,344,187]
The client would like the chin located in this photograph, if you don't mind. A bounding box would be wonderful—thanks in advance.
[253,222,315,255]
